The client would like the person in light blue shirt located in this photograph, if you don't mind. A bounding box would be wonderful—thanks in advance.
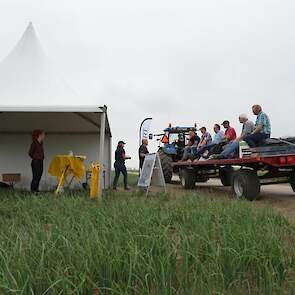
[244,105,271,147]
[255,109,271,134]
[192,124,224,159]
[212,126,225,144]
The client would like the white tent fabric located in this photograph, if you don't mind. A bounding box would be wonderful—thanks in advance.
[0,22,80,104]
[0,24,112,191]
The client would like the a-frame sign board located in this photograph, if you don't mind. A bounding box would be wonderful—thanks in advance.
[137,153,166,195]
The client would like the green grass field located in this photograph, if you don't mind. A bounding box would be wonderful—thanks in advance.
[0,187,295,294]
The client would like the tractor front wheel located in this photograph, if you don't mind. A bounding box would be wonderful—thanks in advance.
[158,150,173,183]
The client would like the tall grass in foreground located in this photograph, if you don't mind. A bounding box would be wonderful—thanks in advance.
[0,190,294,294]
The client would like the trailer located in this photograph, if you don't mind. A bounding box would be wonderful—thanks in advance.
[173,139,295,200]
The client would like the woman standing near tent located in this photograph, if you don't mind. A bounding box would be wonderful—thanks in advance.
[28,130,45,192]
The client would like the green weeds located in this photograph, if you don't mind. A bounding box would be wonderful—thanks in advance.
[0,190,294,294]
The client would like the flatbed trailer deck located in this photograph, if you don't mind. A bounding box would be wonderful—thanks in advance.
[172,154,295,200]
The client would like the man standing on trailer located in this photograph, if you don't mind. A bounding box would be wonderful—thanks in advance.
[113,141,131,190]
[139,139,149,172]
[244,105,271,147]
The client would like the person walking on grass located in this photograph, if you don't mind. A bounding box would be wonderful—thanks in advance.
[113,140,131,190]
[28,129,45,193]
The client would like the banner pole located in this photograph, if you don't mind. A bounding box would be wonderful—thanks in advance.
[139,117,152,173]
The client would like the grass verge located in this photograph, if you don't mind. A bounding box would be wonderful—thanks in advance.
[0,190,294,294]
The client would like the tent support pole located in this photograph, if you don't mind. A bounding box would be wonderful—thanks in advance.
[108,136,112,189]
[99,106,107,195]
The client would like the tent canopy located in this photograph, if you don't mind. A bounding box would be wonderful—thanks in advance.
[0,22,81,104]
[0,24,112,191]
[0,106,112,135]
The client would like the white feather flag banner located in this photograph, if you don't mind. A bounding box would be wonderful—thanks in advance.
[140,118,152,141]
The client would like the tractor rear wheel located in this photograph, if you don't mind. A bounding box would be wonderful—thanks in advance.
[158,150,173,183]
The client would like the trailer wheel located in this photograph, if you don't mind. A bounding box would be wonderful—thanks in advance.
[290,172,295,193]
[180,169,196,189]
[232,170,260,201]
[219,167,234,187]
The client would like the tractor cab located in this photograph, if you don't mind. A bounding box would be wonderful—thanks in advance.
[159,126,197,157]
[154,125,198,183]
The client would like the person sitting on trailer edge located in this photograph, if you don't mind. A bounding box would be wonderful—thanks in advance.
[197,127,212,148]
[221,120,237,142]
[192,124,224,160]
[243,104,271,147]
[198,121,236,159]
[113,141,131,190]
[180,131,200,161]
[176,133,185,149]
[211,114,255,159]
[139,138,149,170]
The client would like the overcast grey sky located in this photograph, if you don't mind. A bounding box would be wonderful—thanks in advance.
[0,0,295,167]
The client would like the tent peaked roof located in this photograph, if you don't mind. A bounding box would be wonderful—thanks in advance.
[0,22,80,104]
[6,22,45,64]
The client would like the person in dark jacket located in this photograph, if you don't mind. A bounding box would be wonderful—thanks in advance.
[28,130,45,192]
[139,138,149,171]
[113,141,131,190]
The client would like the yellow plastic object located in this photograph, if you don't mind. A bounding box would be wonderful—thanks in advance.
[48,155,86,194]
[90,163,101,199]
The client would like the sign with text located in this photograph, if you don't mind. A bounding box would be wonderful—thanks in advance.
[138,153,166,194]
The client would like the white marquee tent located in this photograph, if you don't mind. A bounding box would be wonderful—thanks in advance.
[0,23,112,190]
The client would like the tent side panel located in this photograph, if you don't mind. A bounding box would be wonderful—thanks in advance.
[0,134,108,190]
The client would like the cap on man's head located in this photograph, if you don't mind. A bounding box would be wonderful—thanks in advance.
[118,140,126,145]
[221,120,230,126]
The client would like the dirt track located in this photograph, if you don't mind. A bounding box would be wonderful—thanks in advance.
[166,178,295,222]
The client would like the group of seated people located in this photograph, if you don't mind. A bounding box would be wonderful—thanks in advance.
[180,104,271,161]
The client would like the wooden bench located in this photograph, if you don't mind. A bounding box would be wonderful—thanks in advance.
[2,173,21,187]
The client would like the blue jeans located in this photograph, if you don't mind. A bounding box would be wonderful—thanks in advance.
[182,146,192,161]
[113,163,128,189]
[193,143,216,158]
[220,141,239,158]
[244,133,270,148]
